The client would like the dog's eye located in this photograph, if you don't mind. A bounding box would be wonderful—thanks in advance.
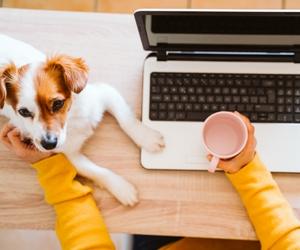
[52,99,64,112]
[18,108,33,118]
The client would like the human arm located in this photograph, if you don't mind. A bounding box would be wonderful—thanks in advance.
[160,113,300,250]
[0,124,115,250]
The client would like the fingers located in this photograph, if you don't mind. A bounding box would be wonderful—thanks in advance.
[0,123,16,149]
[234,111,255,135]
[7,128,27,151]
[0,123,15,140]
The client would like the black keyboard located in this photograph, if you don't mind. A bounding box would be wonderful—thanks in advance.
[149,72,300,123]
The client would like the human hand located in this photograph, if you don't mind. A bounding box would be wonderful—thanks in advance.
[0,123,53,164]
[207,112,257,174]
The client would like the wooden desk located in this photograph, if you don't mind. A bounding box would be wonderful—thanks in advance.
[0,8,299,241]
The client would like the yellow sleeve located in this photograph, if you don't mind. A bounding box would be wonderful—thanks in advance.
[160,155,300,250]
[32,154,115,250]
[226,154,300,250]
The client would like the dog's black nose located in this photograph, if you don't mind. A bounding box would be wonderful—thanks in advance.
[41,134,58,150]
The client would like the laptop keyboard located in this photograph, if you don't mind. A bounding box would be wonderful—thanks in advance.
[149,72,300,123]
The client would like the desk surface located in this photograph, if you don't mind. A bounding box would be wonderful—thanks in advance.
[0,8,300,240]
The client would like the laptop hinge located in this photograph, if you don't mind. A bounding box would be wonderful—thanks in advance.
[294,46,300,63]
[157,49,167,61]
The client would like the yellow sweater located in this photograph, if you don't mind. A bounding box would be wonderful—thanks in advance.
[32,154,115,250]
[32,154,300,250]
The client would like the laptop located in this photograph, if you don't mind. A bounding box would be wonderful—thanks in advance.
[134,9,300,172]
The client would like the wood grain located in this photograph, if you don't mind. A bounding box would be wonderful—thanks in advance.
[191,0,282,9]
[3,0,96,11]
[0,8,299,241]
[284,0,300,8]
[97,0,187,13]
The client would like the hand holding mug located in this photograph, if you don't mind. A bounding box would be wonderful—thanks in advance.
[203,112,256,173]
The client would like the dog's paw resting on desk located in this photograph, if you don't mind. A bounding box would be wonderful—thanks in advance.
[126,122,165,153]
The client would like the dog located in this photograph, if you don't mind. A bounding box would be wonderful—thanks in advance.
[0,34,165,206]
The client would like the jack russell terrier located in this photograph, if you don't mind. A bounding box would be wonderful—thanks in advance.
[0,34,165,206]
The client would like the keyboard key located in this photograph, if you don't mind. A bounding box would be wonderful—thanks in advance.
[295,114,300,122]
[286,106,293,113]
[278,106,284,113]
[158,111,166,119]
[159,103,167,110]
[151,95,162,102]
[168,103,175,110]
[185,103,193,111]
[268,113,276,121]
[246,104,254,112]
[207,96,214,103]
[233,96,240,103]
[286,89,293,96]
[170,86,177,93]
[193,104,201,111]
[255,105,275,112]
[179,87,186,93]
[216,96,223,103]
[224,96,232,103]
[250,96,258,104]
[163,95,171,102]
[167,112,175,120]
[295,106,300,113]
[278,114,293,122]
[187,112,210,121]
[188,87,195,94]
[241,96,249,103]
[196,87,204,94]
[198,96,206,103]
[220,104,227,111]
[181,95,188,102]
[176,112,185,120]
[228,104,236,111]
[151,86,160,93]
[259,96,267,104]
[237,104,245,112]
[172,95,179,102]
[176,103,184,110]
[203,104,210,111]
[222,88,230,94]
[150,111,158,120]
[190,95,197,102]
[250,113,258,121]
[231,88,238,95]
[262,80,276,87]
[150,103,158,110]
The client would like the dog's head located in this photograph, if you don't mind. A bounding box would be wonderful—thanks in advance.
[0,55,88,151]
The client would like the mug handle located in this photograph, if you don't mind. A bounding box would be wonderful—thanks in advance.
[208,156,219,173]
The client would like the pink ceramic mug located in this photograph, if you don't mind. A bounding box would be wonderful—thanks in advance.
[202,111,248,173]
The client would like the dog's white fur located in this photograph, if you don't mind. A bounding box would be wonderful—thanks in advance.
[0,34,165,206]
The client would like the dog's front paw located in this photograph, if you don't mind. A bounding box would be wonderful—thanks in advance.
[102,174,139,206]
[135,124,165,153]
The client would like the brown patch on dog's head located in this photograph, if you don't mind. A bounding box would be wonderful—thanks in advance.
[0,63,29,109]
[34,55,88,133]
[45,54,88,94]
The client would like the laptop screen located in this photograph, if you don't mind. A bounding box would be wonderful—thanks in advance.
[135,10,300,52]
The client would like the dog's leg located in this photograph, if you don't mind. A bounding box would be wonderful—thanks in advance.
[98,84,165,152]
[67,152,138,206]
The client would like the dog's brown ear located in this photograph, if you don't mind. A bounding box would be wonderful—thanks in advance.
[46,55,89,94]
[0,63,18,109]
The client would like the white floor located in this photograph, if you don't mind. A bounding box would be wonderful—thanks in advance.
[0,230,132,250]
